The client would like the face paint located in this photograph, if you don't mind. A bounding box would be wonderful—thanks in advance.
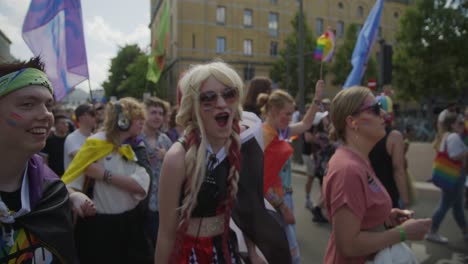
[5,119,16,127]
[9,112,23,120]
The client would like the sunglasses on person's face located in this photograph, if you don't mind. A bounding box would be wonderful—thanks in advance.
[199,87,238,109]
[353,101,382,116]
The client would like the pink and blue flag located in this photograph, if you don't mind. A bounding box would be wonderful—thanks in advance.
[343,0,383,89]
[22,0,89,101]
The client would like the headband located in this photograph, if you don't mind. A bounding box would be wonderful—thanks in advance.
[0,68,53,97]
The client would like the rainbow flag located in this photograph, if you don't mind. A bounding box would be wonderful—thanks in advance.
[432,150,462,190]
[314,30,335,62]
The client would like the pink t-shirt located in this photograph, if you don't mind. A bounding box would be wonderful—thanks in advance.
[323,147,392,264]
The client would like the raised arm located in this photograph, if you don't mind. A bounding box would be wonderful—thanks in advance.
[290,80,324,136]
[155,143,186,263]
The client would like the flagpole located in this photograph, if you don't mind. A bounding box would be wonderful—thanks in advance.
[88,79,94,102]
[320,62,323,80]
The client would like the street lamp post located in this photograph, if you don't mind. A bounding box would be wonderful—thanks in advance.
[298,0,305,114]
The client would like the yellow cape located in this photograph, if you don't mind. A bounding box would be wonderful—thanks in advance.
[62,138,135,184]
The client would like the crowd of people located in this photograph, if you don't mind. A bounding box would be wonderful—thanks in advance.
[0,57,466,263]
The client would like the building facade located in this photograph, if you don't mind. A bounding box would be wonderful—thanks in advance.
[0,30,14,63]
[149,0,411,102]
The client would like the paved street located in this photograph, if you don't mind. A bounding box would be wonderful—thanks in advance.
[291,143,468,263]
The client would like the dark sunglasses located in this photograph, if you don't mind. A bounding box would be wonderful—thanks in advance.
[353,101,382,116]
[199,87,238,108]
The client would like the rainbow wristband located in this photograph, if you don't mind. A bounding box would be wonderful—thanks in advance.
[397,225,406,242]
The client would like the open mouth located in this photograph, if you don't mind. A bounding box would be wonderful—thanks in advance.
[215,112,230,127]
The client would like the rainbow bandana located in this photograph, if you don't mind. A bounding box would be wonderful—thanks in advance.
[0,68,53,97]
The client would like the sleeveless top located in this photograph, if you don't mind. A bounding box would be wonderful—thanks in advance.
[178,138,229,217]
[369,132,400,208]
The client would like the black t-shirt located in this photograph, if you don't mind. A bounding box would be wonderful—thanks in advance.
[41,134,66,176]
[302,126,318,155]
[0,188,21,212]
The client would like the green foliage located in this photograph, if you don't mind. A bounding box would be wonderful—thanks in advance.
[393,0,468,101]
[117,54,149,99]
[330,24,377,87]
[269,12,321,99]
[102,44,146,99]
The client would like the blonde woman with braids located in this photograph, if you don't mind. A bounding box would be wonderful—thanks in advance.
[156,61,291,264]
[261,80,324,264]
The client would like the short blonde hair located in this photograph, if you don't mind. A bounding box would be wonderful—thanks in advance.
[329,86,371,142]
[102,97,146,145]
[261,89,295,118]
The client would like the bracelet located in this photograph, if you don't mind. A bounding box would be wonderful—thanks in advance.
[103,170,112,184]
[396,225,406,242]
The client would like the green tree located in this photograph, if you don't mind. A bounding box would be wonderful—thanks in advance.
[117,54,150,99]
[102,44,145,98]
[330,23,377,87]
[270,13,321,99]
[393,0,468,101]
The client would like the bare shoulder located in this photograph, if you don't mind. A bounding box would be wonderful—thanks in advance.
[388,129,404,143]
[163,143,186,169]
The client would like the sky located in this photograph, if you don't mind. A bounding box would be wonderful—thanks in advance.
[0,0,151,92]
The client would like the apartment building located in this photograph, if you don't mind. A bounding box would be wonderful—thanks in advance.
[149,0,411,101]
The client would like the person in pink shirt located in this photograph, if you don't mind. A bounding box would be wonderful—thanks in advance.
[322,86,432,264]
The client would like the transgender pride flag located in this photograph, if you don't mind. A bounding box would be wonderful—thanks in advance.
[22,0,89,101]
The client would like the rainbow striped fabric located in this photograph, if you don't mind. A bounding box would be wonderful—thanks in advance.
[314,30,335,62]
[432,147,462,190]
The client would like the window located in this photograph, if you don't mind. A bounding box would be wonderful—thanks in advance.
[216,37,225,53]
[270,41,278,56]
[338,2,343,9]
[378,26,382,39]
[357,6,364,18]
[316,18,323,36]
[216,6,225,24]
[394,12,399,19]
[337,21,344,38]
[244,9,252,26]
[244,39,253,56]
[192,33,196,49]
[270,0,278,4]
[268,13,279,37]
[244,66,255,81]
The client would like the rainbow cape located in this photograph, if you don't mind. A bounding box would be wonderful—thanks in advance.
[262,124,293,198]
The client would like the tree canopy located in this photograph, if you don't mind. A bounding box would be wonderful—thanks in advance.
[102,44,149,99]
[269,13,321,100]
[393,0,468,101]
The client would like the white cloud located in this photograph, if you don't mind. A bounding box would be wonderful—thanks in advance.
[1,0,150,95]
[86,16,149,49]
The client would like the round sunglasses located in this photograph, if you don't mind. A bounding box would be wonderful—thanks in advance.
[199,87,238,109]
